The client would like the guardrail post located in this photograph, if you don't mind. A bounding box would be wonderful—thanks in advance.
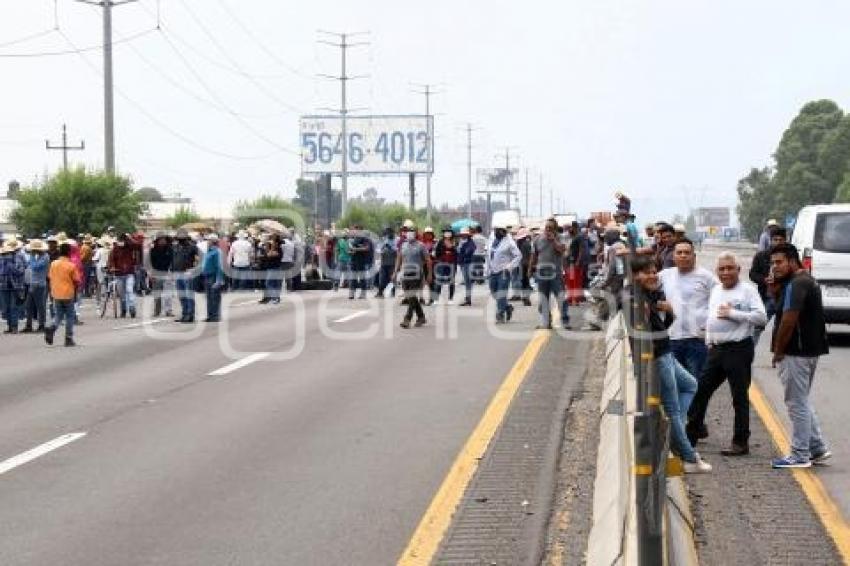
[626,254,667,566]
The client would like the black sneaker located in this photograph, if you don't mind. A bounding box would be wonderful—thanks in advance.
[44,326,55,345]
[21,327,34,334]
[414,318,427,327]
[64,337,76,347]
[505,305,514,321]
[129,308,137,319]
[811,450,833,466]
[400,319,411,329]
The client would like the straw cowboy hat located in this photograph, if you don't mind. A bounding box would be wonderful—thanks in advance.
[26,239,48,252]
[1,240,21,254]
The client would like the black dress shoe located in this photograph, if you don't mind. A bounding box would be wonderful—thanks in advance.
[721,444,749,456]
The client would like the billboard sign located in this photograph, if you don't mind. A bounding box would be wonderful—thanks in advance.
[300,115,433,175]
[695,207,730,227]
[476,168,519,187]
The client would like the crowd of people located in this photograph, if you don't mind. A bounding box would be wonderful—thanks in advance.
[0,202,833,473]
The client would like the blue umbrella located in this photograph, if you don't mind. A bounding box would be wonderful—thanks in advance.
[451,218,479,232]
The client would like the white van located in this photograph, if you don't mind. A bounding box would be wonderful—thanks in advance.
[490,209,522,231]
[791,204,850,324]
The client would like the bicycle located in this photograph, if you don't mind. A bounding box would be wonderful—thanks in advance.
[98,273,123,319]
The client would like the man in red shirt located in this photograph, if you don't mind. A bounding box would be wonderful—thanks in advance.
[107,233,142,318]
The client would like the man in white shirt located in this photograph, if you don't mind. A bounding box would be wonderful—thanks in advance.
[659,239,717,384]
[487,224,522,324]
[687,252,766,456]
[227,231,254,291]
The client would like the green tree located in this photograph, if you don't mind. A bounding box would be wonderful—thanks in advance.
[736,99,850,239]
[12,167,143,236]
[135,186,164,202]
[736,167,775,241]
[338,201,429,234]
[165,205,202,228]
[233,194,308,230]
[835,172,850,203]
[292,177,342,226]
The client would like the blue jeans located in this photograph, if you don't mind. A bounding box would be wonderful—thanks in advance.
[671,338,708,382]
[535,275,568,327]
[25,285,47,328]
[116,274,136,312]
[265,269,283,300]
[175,274,195,319]
[656,352,699,463]
[204,276,222,320]
[488,271,511,318]
[459,263,473,301]
[53,299,75,338]
[0,289,21,330]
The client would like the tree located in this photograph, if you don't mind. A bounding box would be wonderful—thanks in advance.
[736,99,850,239]
[6,180,20,200]
[135,186,164,202]
[835,172,850,203]
[338,201,430,234]
[165,205,202,228]
[233,194,308,229]
[736,167,775,241]
[12,167,143,236]
[292,177,342,226]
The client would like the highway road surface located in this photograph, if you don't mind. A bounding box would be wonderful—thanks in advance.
[0,289,567,566]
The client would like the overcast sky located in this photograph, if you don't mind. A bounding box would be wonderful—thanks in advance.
[2,0,849,223]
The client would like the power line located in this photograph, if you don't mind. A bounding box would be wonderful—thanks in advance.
[0,27,156,57]
[119,30,282,120]
[57,29,287,161]
[175,0,304,114]
[135,27,299,153]
[212,0,315,81]
[0,28,57,49]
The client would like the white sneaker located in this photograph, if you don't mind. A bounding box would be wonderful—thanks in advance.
[684,455,712,474]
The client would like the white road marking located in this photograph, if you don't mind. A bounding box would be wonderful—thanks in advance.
[333,311,369,324]
[113,318,169,330]
[0,433,87,476]
[207,352,271,376]
[233,300,261,308]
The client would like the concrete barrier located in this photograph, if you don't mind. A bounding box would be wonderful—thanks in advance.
[585,314,699,566]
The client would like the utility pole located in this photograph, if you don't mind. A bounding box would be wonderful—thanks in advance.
[466,124,473,218]
[524,168,529,218]
[539,172,544,217]
[494,147,517,210]
[412,83,441,221]
[74,0,137,173]
[409,173,416,211]
[477,188,517,232]
[46,124,85,171]
[318,31,369,218]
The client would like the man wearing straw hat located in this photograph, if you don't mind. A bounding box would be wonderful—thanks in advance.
[22,239,49,333]
[0,236,26,334]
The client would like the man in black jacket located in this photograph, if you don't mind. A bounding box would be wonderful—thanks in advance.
[749,227,786,343]
[149,233,174,317]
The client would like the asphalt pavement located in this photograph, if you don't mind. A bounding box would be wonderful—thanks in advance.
[0,287,558,566]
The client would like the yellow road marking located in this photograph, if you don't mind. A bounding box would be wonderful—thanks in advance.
[397,330,551,566]
[750,381,850,564]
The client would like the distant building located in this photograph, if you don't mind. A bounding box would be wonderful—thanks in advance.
[139,194,234,233]
[0,197,19,234]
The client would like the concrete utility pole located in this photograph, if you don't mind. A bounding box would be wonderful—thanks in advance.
[74,0,136,174]
[318,31,369,218]
[539,172,544,217]
[411,83,441,221]
[467,124,473,218]
[524,168,529,218]
[477,188,517,232]
[46,124,85,171]
[494,147,517,210]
